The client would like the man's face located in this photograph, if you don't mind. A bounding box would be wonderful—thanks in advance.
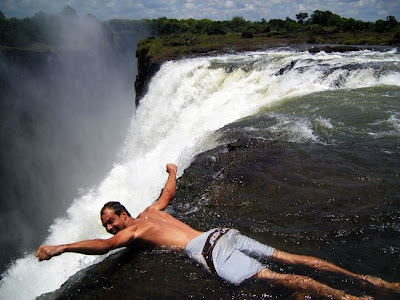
[101,208,128,235]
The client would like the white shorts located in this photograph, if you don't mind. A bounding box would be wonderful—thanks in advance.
[184,228,275,285]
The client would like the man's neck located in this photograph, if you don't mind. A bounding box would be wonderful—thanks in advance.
[126,217,136,227]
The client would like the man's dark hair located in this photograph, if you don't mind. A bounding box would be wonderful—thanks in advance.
[101,201,131,217]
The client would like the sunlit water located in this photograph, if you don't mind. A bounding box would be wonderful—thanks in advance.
[1,47,399,299]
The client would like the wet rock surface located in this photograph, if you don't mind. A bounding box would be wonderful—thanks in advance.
[39,138,302,299]
[40,137,399,299]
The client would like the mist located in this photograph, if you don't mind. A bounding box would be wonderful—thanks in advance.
[0,12,148,275]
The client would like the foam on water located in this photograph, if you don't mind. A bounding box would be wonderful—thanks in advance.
[249,113,322,143]
[369,112,400,138]
[315,117,334,129]
[1,48,399,299]
[388,113,400,131]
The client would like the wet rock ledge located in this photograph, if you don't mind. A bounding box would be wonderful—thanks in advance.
[38,138,305,300]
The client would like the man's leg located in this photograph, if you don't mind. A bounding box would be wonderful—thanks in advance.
[233,231,399,294]
[254,268,369,300]
[272,250,400,293]
[233,231,276,259]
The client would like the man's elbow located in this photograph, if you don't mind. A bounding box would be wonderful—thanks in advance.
[102,239,121,253]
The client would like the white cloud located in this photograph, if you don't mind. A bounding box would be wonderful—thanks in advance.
[225,1,234,8]
[105,2,116,9]
[0,0,398,21]
[377,9,388,17]
[245,4,255,10]
[184,3,195,9]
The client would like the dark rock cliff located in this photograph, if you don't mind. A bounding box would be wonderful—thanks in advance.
[134,45,161,105]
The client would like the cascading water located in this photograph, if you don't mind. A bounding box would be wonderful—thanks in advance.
[1,47,399,299]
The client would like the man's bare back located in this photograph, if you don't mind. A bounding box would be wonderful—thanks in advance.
[102,209,202,251]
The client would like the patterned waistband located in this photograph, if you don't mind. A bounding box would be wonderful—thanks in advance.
[201,228,230,274]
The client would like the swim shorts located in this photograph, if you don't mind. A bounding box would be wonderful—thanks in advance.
[184,228,275,285]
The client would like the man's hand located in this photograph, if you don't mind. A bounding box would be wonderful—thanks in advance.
[36,244,65,262]
[144,163,178,212]
[166,163,177,174]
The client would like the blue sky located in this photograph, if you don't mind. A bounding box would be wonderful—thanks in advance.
[1,0,399,22]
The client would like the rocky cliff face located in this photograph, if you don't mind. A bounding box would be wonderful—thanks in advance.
[134,45,161,105]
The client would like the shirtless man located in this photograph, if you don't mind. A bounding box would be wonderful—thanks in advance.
[36,163,399,300]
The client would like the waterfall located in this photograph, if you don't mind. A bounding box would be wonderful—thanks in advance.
[1,47,399,299]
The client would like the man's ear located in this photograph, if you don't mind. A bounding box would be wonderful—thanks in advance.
[121,211,128,220]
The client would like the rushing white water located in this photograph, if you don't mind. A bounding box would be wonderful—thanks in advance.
[1,48,399,299]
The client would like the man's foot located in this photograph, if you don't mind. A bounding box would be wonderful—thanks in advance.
[362,275,400,294]
[292,291,372,300]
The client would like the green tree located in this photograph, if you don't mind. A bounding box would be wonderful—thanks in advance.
[387,16,397,22]
[386,15,398,27]
[268,18,285,30]
[296,12,308,24]
[326,13,341,26]
[374,16,398,33]
[375,19,386,32]
[343,18,356,31]
[230,16,247,32]
[206,21,226,35]
[285,17,298,31]
[194,19,213,34]
[310,10,332,26]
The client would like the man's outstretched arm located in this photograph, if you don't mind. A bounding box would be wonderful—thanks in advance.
[36,239,114,261]
[145,163,177,212]
[36,225,137,261]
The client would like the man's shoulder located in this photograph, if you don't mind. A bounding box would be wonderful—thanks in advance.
[137,209,168,218]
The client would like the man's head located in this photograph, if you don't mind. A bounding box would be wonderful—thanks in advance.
[100,201,132,235]
[100,201,131,217]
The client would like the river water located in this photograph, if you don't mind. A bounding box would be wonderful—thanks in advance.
[1,47,399,299]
